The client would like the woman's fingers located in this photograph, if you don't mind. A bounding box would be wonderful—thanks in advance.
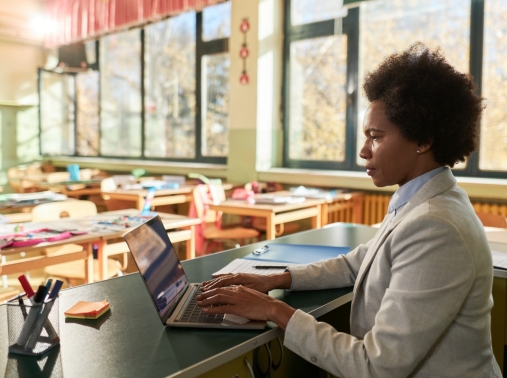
[201,275,242,291]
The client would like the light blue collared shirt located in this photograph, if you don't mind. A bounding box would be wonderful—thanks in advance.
[388,166,445,217]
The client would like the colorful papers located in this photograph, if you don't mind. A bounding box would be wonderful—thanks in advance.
[64,300,110,319]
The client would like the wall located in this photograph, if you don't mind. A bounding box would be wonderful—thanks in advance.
[0,0,47,186]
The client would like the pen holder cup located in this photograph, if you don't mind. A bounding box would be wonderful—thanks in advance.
[7,298,60,357]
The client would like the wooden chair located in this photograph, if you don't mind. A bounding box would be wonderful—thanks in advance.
[475,211,507,228]
[191,185,259,255]
[31,200,126,284]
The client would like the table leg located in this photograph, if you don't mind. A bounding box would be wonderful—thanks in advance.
[136,197,144,210]
[186,225,196,260]
[321,203,329,227]
[266,214,276,240]
[84,243,94,284]
[95,240,106,281]
[311,205,322,229]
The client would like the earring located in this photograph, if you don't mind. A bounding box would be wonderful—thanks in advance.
[417,150,421,154]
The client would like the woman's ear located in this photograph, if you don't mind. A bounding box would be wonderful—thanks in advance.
[417,140,433,154]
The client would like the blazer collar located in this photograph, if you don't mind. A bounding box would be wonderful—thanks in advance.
[353,167,456,292]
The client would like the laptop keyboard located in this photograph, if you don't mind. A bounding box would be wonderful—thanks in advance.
[175,288,225,324]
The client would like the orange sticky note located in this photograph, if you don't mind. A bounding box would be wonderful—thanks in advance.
[64,299,110,319]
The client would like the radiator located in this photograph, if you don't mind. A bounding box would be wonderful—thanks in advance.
[362,194,390,225]
[472,202,507,218]
[360,194,507,226]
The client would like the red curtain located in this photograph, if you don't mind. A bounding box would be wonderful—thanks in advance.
[44,0,225,47]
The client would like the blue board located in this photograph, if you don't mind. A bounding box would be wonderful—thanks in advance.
[242,243,351,265]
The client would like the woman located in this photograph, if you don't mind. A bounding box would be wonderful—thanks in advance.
[197,43,502,377]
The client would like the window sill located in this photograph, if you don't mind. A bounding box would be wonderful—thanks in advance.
[258,168,507,201]
[43,156,228,179]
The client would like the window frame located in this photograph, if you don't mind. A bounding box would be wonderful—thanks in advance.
[282,1,359,170]
[282,0,507,179]
[38,8,230,164]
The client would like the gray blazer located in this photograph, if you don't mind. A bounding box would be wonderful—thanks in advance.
[285,168,502,377]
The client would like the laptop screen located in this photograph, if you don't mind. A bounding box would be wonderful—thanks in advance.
[124,216,189,322]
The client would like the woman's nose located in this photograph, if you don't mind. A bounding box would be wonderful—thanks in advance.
[359,141,370,160]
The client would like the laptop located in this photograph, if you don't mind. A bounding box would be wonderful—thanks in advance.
[124,215,266,329]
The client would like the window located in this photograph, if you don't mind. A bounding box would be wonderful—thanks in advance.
[39,3,230,163]
[39,69,75,155]
[100,30,142,157]
[144,12,196,159]
[283,0,358,169]
[480,0,507,172]
[283,0,506,177]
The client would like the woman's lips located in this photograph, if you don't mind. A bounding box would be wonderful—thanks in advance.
[365,167,376,176]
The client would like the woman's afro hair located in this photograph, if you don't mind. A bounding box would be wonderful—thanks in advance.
[362,42,485,167]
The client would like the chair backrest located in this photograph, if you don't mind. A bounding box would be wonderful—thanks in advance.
[101,177,117,191]
[31,200,98,222]
[191,185,223,225]
[475,211,507,228]
[46,172,71,183]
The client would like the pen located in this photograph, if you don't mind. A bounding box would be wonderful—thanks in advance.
[16,285,45,348]
[18,275,58,341]
[18,275,35,300]
[26,280,63,349]
[252,265,288,269]
[18,295,28,320]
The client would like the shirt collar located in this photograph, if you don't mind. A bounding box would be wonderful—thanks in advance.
[388,166,445,214]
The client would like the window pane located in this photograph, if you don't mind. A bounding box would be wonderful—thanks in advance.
[100,30,141,157]
[145,13,196,159]
[291,0,346,26]
[203,1,231,41]
[76,71,99,156]
[357,0,471,165]
[289,35,348,161]
[480,0,507,171]
[201,53,230,157]
[40,71,75,155]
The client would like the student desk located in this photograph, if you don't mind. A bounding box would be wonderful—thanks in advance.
[487,227,507,372]
[209,197,326,240]
[0,223,377,378]
[0,211,201,283]
[101,184,234,212]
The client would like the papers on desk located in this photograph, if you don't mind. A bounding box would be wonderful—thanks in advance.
[492,249,507,270]
[253,195,306,205]
[212,259,301,277]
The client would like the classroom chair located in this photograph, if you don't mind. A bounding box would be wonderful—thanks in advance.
[190,184,260,255]
[475,211,507,229]
[31,200,126,285]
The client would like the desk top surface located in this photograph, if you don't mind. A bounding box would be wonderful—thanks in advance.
[0,210,201,256]
[210,197,326,213]
[0,223,377,378]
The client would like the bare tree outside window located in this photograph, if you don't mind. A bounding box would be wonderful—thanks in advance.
[358,0,471,166]
[76,70,99,156]
[289,35,348,161]
[145,13,196,158]
[203,1,231,41]
[202,53,230,157]
[100,30,142,157]
[480,0,507,171]
[40,71,75,155]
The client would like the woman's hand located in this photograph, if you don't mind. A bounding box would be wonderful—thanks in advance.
[196,286,295,330]
[201,272,292,294]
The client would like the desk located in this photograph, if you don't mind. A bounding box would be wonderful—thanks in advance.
[487,227,507,372]
[101,183,235,212]
[0,223,377,377]
[0,211,201,283]
[0,192,69,223]
[210,197,325,240]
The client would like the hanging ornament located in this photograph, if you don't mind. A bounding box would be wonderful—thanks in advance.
[239,44,249,59]
[239,18,250,85]
[239,71,249,85]
[240,19,250,33]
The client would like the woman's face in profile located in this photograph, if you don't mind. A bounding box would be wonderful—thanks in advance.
[359,101,421,187]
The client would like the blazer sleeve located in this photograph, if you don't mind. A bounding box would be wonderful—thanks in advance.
[287,238,373,291]
[284,214,476,378]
